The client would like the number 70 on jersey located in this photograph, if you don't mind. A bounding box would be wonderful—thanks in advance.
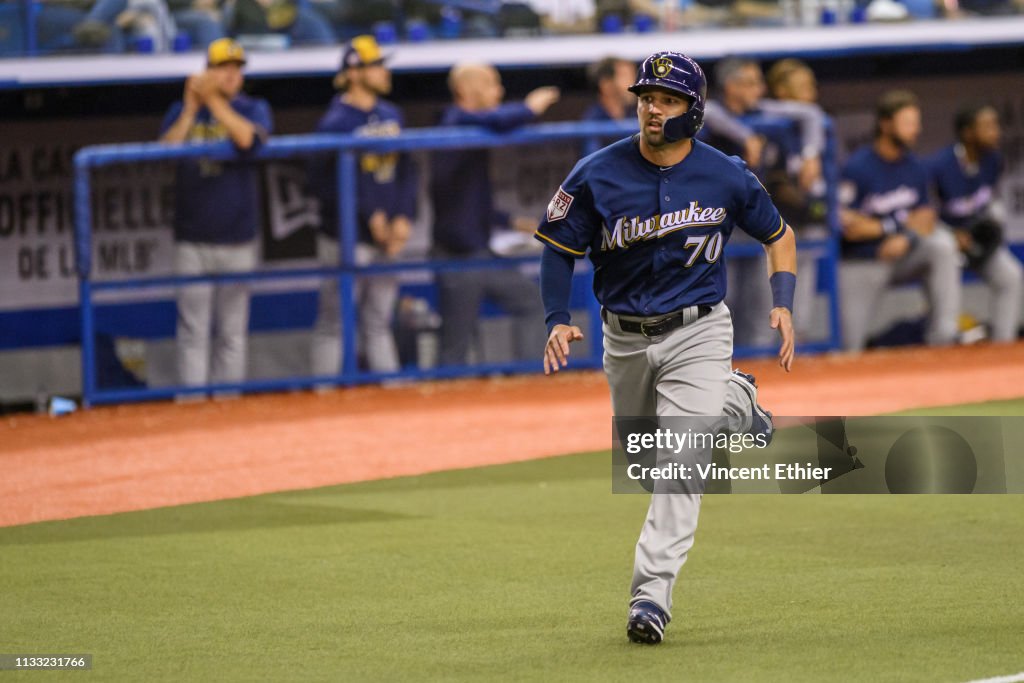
[682,232,724,267]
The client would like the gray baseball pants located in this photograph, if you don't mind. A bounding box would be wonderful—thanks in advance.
[839,228,962,352]
[435,248,544,366]
[602,301,757,619]
[175,240,258,387]
[973,246,1023,343]
[311,235,401,375]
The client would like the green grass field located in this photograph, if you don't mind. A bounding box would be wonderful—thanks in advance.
[3,401,1024,681]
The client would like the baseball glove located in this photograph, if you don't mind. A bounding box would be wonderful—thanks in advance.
[963,217,1003,270]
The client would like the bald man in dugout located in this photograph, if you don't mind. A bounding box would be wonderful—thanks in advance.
[429,62,559,366]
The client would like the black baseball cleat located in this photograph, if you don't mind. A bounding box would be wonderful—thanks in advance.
[730,370,774,445]
[627,600,669,645]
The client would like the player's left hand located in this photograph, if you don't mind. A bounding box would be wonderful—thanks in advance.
[385,216,411,258]
[770,307,794,372]
[193,70,220,103]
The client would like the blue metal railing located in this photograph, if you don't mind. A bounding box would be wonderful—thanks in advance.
[73,120,840,406]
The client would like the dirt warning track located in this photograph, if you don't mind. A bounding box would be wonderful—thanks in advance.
[3,343,1024,528]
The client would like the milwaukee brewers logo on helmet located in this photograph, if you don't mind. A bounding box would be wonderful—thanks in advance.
[653,57,673,78]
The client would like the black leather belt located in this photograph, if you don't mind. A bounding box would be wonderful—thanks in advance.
[602,305,713,338]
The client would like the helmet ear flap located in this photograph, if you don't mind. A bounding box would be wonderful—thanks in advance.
[662,106,705,142]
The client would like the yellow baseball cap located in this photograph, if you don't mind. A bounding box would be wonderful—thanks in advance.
[340,35,386,70]
[207,38,247,67]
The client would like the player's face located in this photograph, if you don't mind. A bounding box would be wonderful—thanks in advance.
[613,61,637,108]
[971,108,1001,151]
[727,66,765,110]
[361,63,392,96]
[210,63,244,97]
[479,68,505,108]
[636,88,690,147]
[782,68,817,104]
[888,105,921,149]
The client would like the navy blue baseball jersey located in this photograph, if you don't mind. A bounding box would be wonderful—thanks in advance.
[928,144,1002,229]
[839,146,929,259]
[534,136,786,317]
[310,97,417,243]
[160,94,273,244]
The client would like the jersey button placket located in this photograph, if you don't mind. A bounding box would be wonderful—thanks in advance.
[655,245,668,280]
[657,177,670,287]
[655,177,670,290]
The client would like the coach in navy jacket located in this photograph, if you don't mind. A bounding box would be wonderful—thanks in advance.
[428,63,558,366]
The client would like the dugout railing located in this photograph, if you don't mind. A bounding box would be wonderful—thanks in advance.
[73,121,841,407]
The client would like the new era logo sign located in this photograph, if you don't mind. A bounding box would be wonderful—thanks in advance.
[547,187,574,222]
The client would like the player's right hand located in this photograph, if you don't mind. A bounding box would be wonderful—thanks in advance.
[525,87,561,116]
[770,307,795,372]
[954,229,973,253]
[543,324,584,376]
[878,233,911,262]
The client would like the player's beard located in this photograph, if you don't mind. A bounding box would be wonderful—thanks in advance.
[642,119,667,147]
[644,131,667,148]
[977,135,1000,154]
[887,131,915,152]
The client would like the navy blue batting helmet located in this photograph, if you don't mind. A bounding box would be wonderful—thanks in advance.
[629,52,707,141]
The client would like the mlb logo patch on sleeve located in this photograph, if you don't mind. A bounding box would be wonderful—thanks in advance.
[547,187,574,221]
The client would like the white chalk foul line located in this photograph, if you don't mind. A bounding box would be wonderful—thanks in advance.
[962,672,1024,683]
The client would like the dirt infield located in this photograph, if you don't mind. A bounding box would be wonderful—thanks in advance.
[3,343,1024,528]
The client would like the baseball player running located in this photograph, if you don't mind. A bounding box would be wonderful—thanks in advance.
[535,52,796,644]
